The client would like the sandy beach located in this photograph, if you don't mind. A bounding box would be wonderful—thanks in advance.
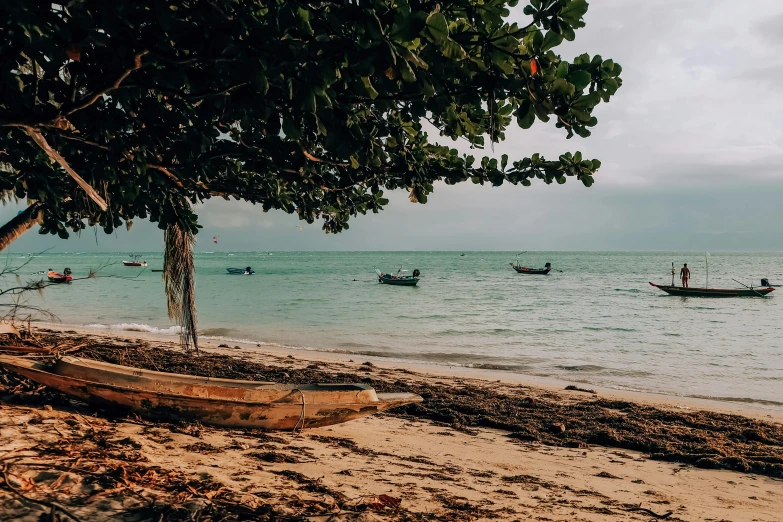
[1,326,782,521]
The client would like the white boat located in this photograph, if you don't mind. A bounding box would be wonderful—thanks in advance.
[122,254,147,267]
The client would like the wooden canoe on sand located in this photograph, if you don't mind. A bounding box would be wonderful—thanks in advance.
[0,356,422,430]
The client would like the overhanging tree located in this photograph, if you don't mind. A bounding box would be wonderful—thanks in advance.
[0,0,622,350]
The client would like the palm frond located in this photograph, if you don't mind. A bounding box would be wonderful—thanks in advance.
[163,223,198,352]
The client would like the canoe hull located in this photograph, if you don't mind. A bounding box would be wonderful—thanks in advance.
[511,266,551,275]
[0,356,422,430]
[378,277,418,286]
[226,268,254,275]
[53,357,377,404]
[649,283,774,297]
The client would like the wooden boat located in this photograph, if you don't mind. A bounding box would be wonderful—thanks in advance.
[376,268,420,286]
[0,356,422,429]
[648,282,774,297]
[122,254,147,267]
[511,262,551,275]
[52,356,279,393]
[226,267,254,275]
[47,268,72,283]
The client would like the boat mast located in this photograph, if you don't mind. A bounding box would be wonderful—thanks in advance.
[705,252,709,288]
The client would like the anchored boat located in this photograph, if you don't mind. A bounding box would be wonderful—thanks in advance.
[376,268,420,286]
[511,262,551,275]
[0,355,422,430]
[651,255,773,297]
[648,282,774,297]
[510,252,552,275]
[122,254,147,267]
[227,267,254,275]
[47,268,72,283]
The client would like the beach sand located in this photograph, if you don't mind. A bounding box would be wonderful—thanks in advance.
[1,326,782,521]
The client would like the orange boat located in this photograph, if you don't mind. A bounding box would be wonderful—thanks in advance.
[47,268,72,283]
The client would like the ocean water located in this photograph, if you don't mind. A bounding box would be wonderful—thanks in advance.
[3,251,782,409]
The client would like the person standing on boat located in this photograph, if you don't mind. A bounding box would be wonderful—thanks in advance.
[680,263,690,288]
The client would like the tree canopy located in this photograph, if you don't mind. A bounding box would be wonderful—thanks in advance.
[0,0,622,348]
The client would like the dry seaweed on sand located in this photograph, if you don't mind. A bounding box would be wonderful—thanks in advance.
[3,329,783,480]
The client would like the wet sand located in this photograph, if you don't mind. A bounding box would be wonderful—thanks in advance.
[1,327,782,521]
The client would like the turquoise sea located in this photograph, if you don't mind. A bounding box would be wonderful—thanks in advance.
[3,251,782,409]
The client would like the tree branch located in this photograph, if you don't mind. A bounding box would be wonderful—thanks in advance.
[22,128,108,210]
[301,148,349,167]
[0,203,44,254]
[62,50,149,116]
[123,81,250,101]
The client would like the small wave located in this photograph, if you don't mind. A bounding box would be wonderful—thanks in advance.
[199,327,238,337]
[557,364,606,372]
[614,288,641,293]
[337,341,375,349]
[583,326,636,332]
[84,323,183,335]
[687,395,783,407]
[433,328,516,337]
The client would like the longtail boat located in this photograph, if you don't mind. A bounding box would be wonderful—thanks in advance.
[511,262,551,275]
[648,282,774,297]
[0,356,422,430]
[47,268,72,283]
[226,267,254,275]
[122,254,147,267]
[376,268,420,286]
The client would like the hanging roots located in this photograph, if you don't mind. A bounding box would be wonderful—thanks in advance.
[164,223,198,352]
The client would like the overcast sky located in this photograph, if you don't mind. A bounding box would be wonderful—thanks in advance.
[3,0,783,252]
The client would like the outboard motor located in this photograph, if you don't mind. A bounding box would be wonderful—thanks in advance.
[544,262,551,268]
[761,278,771,287]
[412,269,421,278]
[64,268,72,276]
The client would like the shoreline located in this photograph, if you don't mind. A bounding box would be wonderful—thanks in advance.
[2,326,783,521]
[52,322,783,422]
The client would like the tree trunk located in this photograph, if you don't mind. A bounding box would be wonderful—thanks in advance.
[0,202,43,253]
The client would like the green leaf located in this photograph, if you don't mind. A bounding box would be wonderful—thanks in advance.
[302,89,316,113]
[556,62,569,79]
[571,91,600,109]
[423,12,449,44]
[566,70,592,91]
[560,24,575,41]
[559,0,589,25]
[550,78,574,96]
[581,175,594,187]
[252,72,269,95]
[602,77,619,94]
[361,77,379,99]
[440,38,467,60]
[515,100,535,129]
[399,60,417,82]
[542,31,564,52]
[501,154,508,169]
